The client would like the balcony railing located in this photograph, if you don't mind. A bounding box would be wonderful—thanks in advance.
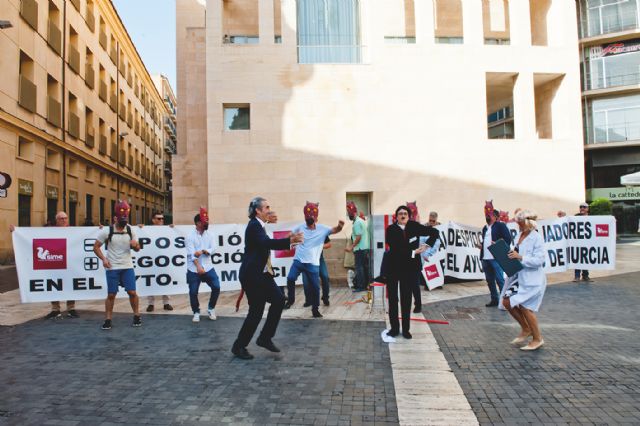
[68,113,80,138]
[587,123,640,144]
[19,75,37,113]
[297,45,367,64]
[69,46,81,74]
[99,135,107,155]
[584,70,640,91]
[47,20,62,56]
[86,9,95,32]
[85,64,95,89]
[47,97,61,127]
[164,117,176,135]
[581,12,639,38]
[99,82,107,101]
[99,30,107,50]
[20,0,38,31]
[164,139,176,155]
[110,143,117,161]
[488,119,515,139]
[86,126,95,148]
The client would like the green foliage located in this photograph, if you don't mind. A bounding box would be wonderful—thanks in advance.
[589,198,613,215]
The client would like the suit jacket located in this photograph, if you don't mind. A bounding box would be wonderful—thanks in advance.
[239,217,292,282]
[480,221,512,260]
[385,221,439,276]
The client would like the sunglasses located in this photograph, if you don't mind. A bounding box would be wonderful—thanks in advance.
[154,216,165,221]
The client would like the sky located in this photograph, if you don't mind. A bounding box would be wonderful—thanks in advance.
[112,0,177,95]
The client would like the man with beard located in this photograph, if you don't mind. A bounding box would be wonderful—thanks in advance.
[345,201,370,292]
[284,202,344,317]
[185,207,221,322]
[93,200,142,329]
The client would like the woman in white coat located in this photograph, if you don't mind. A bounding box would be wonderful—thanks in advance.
[502,210,547,351]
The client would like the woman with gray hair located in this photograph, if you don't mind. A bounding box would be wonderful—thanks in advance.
[501,210,547,351]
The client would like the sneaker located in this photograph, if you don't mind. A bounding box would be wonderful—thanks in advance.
[66,309,79,318]
[207,308,217,320]
[44,310,62,319]
[192,312,200,323]
[132,315,142,327]
[163,304,174,311]
[146,305,154,312]
[101,319,112,330]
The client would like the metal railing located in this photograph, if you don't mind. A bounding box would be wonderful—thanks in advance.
[297,45,367,64]
[584,70,640,90]
[586,123,640,144]
[581,11,639,38]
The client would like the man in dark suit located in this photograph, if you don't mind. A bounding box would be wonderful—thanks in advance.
[479,209,512,307]
[231,197,304,360]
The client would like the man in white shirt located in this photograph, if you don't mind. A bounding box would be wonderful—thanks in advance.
[185,207,220,322]
[93,200,141,330]
[145,212,173,312]
[285,202,344,318]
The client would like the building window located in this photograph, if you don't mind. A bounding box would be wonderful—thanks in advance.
[19,51,37,113]
[297,0,362,64]
[483,0,510,45]
[46,149,61,170]
[384,0,416,44]
[585,40,640,90]
[434,0,464,44]
[17,137,34,161]
[19,194,31,226]
[85,193,93,224]
[580,0,639,38]
[588,94,640,144]
[530,0,550,46]
[47,198,58,225]
[224,104,250,130]
[486,72,517,139]
[534,73,564,140]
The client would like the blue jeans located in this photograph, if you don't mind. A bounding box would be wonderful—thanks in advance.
[319,254,330,301]
[354,249,370,290]
[186,269,220,314]
[106,268,136,294]
[287,260,321,309]
[482,259,505,302]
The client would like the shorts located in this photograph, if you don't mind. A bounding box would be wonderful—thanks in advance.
[106,268,136,294]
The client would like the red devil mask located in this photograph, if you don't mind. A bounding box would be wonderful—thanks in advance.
[346,201,358,219]
[304,201,319,225]
[484,200,494,218]
[115,200,130,224]
[406,201,419,223]
[199,207,209,224]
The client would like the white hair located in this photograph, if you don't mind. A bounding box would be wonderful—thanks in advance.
[515,209,538,231]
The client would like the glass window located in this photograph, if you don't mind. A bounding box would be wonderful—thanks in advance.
[586,43,640,89]
[224,106,250,130]
[590,94,640,143]
[297,0,361,64]
[581,0,639,37]
[19,194,31,226]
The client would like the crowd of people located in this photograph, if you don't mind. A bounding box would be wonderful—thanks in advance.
[9,197,595,358]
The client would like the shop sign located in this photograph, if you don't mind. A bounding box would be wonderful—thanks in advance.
[69,190,78,203]
[46,185,59,200]
[590,39,640,59]
[587,187,640,201]
[18,179,33,196]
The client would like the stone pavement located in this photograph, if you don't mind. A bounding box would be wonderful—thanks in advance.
[0,313,398,426]
[424,272,640,425]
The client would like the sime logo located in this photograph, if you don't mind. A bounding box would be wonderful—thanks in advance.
[33,239,67,270]
[424,264,440,280]
[595,224,609,237]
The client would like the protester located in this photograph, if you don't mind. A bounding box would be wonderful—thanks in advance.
[385,205,439,339]
[574,202,593,283]
[231,197,304,360]
[93,200,141,329]
[319,236,331,306]
[428,211,441,226]
[502,210,547,351]
[145,212,174,312]
[185,207,220,322]
[10,211,79,319]
[345,202,370,292]
[557,210,566,218]
[479,208,512,307]
[284,202,344,318]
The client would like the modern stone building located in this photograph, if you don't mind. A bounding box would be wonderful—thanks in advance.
[176,0,586,278]
[0,0,169,263]
[577,0,640,233]
[152,74,177,220]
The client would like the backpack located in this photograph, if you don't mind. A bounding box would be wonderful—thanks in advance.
[105,224,132,249]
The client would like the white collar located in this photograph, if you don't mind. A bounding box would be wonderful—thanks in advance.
[257,217,266,228]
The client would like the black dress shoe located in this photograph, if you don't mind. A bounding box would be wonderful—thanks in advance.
[256,338,281,353]
[146,305,154,312]
[284,301,292,309]
[413,306,422,314]
[231,346,254,360]
[303,302,311,308]
[312,309,323,318]
[387,329,399,337]
[485,300,499,307]
[322,298,330,307]
[402,331,413,339]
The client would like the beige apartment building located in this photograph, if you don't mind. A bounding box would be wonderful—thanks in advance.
[152,74,177,219]
[0,0,169,263]
[175,0,586,278]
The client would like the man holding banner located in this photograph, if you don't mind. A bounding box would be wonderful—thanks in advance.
[93,200,141,330]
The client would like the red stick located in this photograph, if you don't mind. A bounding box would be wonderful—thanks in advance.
[399,317,449,325]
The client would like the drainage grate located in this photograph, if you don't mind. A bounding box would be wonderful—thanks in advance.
[456,307,481,314]
[442,312,474,320]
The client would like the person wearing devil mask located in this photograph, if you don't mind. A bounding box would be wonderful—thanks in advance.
[94,200,142,330]
[345,201,370,292]
[185,207,221,322]
[479,207,512,307]
[284,202,344,317]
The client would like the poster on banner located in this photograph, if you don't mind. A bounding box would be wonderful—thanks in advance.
[13,222,303,303]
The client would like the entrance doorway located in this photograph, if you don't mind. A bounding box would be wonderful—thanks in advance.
[346,192,373,288]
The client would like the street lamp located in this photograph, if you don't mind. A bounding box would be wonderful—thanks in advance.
[0,21,12,29]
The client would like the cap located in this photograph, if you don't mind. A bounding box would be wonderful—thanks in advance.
[579,203,589,208]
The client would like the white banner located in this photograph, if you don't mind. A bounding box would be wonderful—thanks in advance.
[371,215,617,285]
[13,223,302,303]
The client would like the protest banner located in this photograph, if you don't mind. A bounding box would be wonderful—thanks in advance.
[13,222,302,303]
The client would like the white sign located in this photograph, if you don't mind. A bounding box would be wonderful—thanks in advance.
[13,223,303,303]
